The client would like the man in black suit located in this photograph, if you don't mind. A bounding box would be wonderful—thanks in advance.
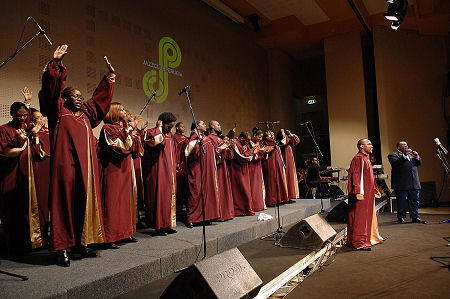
[388,141,426,224]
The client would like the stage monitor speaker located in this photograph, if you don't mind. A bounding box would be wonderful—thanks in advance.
[279,214,336,250]
[160,248,262,299]
[325,201,348,222]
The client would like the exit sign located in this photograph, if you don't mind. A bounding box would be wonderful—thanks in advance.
[307,98,317,105]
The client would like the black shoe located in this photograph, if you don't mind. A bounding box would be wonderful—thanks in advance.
[126,236,138,243]
[412,218,427,224]
[108,243,120,249]
[186,222,193,228]
[154,229,167,236]
[57,249,70,267]
[164,227,177,234]
[397,218,405,224]
[79,247,97,258]
[286,199,295,204]
[356,246,372,251]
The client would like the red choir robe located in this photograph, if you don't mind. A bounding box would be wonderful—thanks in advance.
[347,152,383,249]
[32,127,51,241]
[248,139,266,212]
[280,134,300,199]
[261,137,289,205]
[208,134,234,221]
[99,124,142,243]
[230,140,255,216]
[0,122,46,254]
[142,126,177,230]
[39,63,113,250]
[173,132,188,213]
[185,132,220,223]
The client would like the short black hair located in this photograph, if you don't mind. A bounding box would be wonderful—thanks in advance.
[10,102,27,114]
[61,86,77,100]
[252,127,262,136]
[30,107,39,114]
[158,112,176,124]
[175,122,183,128]
[239,131,250,139]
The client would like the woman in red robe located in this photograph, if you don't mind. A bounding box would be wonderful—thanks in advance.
[142,113,178,235]
[278,129,300,201]
[30,107,51,243]
[230,132,256,216]
[99,103,143,247]
[347,139,383,251]
[39,45,115,267]
[0,100,45,256]
[248,128,266,212]
[185,120,220,227]
[261,131,289,206]
[208,120,234,221]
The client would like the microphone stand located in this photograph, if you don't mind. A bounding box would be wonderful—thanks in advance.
[183,87,207,260]
[303,122,325,213]
[139,91,156,115]
[260,122,286,245]
[0,17,48,70]
[435,144,450,224]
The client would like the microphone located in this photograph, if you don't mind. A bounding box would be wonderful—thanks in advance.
[435,138,448,155]
[178,86,189,96]
[257,121,280,124]
[30,17,52,45]
[300,121,310,126]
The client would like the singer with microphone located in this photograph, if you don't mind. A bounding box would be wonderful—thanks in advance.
[388,141,426,224]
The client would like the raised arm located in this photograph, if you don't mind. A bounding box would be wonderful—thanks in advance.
[38,45,68,123]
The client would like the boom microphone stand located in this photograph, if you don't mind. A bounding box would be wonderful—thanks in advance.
[301,121,325,213]
[139,90,156,115]
[179,86,207,260]
[260,121,287,245]
[434,138,450,225]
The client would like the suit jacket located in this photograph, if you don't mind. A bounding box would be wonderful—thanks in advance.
[388,150,421,190]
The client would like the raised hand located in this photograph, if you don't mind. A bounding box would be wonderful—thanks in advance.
[22,87,32,105]
[356,194,364,201]
[31,118,45,136]
[104,56,116,77]
[140,120,149,131]
[53,45,68,62]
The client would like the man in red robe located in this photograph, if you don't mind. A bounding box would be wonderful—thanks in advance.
[262,131,289,206]
[30,107,51,243]
[347,139,384,251]
[185,120,220,227]
[142,113,178,235]
[208,120,234,221]
[0,98,45,256]
[279,129,300,201]
[39,45,115,266]
[173,122,188,220]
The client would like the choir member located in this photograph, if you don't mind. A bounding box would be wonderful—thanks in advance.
[30,106,51,242]
[142,112,178,235]
[347,139,384,251]
[184,120,220,227]
[208,120,234,221]
[261,130,289,206]
[229,131,256,216]
[278,129,300,201]
[39,45,115,267]
[0,95,45,256]
[99,103,143,248]
[173,122,188,218]
[248,128,266,211]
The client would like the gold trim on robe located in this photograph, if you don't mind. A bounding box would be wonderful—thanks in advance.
[370,202,384,245]
[233,144,253,162]
[169,139,177,228]
[104,131,133,150]
[185,139,198,157]
[81,118,104,246]
[130,159,138,235]
[27,143,43,249]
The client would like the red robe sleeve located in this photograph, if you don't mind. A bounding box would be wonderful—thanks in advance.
[288,134,300,147]
[38,63,67,123]
[232,141,254,164]
[0,127,27,157]
[100,124,135,158]
[82,76,114,128]
[348,155,363,195]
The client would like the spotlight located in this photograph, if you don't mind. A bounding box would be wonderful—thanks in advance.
[384,0,408,30]
[245,13,261,32]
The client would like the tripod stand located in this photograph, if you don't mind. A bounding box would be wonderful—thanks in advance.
[260,122,287,245]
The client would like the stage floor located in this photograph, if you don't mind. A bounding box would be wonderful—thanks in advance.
[0,199,326,299]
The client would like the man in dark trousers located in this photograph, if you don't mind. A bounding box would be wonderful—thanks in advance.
[388,141,426,224]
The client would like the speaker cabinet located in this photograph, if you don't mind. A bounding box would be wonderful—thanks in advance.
[279,214,336,250]
[160,248,262,299]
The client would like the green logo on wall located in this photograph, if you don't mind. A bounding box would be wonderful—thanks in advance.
[142,37,182,103]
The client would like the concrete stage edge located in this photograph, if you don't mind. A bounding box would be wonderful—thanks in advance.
[0,199,329,299]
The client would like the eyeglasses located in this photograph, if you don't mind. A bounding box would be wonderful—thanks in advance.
[71,94,85,101]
